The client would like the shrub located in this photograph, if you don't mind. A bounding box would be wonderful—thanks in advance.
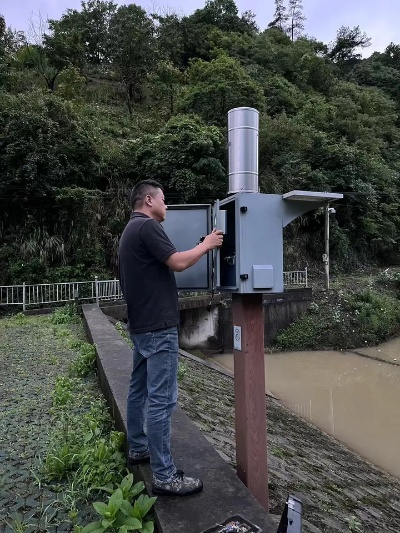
[69,343,97,378]
[50,304,79,325]
[8,259,47,284]
[346,289,400,345]
[275,288,400,351]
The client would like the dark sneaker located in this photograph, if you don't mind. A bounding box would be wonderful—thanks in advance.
[152,469,203,496]
[128,449,150,465]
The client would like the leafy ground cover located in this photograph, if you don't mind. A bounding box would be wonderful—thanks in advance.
[275,268,400,350]
[0,308,155,533]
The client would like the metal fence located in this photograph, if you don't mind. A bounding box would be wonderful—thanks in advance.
[0,278,123,311]
[0,270,307,311]
[283,268,308,288]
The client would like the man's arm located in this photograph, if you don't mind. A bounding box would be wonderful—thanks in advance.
[165,229,223,272]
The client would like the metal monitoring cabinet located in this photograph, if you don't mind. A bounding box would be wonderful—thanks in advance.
[213,190,342,294]
[161,190,342,295]
[214,193,283,293]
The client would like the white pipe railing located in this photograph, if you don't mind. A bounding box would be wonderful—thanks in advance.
[283,267,308,289]
[0,279,122,311]
[0,270,307,310]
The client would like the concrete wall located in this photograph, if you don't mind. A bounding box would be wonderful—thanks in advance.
[221,289,312,349]
[101,289,312,351]
[179,305,221,350]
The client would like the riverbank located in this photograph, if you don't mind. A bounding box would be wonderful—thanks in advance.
[178,349,400,532]
[275,268,400,351]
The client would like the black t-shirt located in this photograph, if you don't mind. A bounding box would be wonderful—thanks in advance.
[118,212,179,333]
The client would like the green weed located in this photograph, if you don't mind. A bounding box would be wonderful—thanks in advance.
[69,343,97,378]
[178,361,187,381]
[52,376,75,406]
[347,515,362,532]
[74,474,156,533]
[50,304,79,325]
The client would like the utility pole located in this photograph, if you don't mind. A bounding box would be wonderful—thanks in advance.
[223,108,341,513]
[324,205,330,290]
[323,205,336,290]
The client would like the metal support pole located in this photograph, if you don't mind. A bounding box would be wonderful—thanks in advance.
[95,276,99,306]
[73,284,79,307]
[324,205,330,290]
[232,293,269,511]
[22,282,26,312]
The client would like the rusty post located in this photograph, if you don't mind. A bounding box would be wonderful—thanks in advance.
[232,292,269,511]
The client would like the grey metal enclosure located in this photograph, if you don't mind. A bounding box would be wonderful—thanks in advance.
[214,193,284,293]
[162,191,342,294]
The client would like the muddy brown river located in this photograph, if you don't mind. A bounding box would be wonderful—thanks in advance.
[210,349,400,479]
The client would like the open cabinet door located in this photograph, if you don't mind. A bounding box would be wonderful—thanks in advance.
[161,204,212,291]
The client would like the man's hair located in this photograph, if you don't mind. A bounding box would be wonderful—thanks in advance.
[130,179,164,210]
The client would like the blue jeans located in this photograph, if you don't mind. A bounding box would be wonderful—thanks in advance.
[127,326,178,481]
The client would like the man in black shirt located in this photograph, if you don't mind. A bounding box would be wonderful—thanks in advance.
[119,179,223,496]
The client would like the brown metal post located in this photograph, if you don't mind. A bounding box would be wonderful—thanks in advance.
[232,292,269,511]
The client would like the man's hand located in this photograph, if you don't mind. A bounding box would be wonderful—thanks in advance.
[203,229,224,251]
[166,229,223,272]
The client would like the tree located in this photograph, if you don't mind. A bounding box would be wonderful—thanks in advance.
[350,57,400,107]
[177,55,265,124]
[108,4,156,114]
[0,15,7,88]
[268,0,288,32]
[207,27,256,65]
[149,61,185,115]
[189,0,255,34]
[133,115,226,202]
[13,44,61,91]
[0,15,25,55]
[0,14,4,39]
[241,10,259,33]
[43,10,86,72]
[43,1,117,69]
[382,43,400,71]
[287,0,306,41]
[0,90,98,197]
[153,13,185,68]
[81,0,117,64]
[263,73,305,116]
[179,16,212,66]
[328,26,371,65]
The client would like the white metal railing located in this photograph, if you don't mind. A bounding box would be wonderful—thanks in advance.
[96,279,123,302]
[283,267,308,288]
[0,277,123,311]
[290,400,312,420]
[0,270,307,311]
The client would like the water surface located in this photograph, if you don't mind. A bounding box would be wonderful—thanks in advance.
[211,349,400,479]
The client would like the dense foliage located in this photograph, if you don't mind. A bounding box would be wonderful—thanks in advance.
[1,0,400,283]
[275,269,400,350]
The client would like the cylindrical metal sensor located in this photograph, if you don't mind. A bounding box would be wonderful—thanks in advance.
[228,107,259,194]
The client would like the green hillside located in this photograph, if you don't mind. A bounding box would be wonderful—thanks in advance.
[1,0,400,283]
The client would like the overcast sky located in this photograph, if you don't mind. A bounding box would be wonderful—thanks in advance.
[2,0,400,55]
